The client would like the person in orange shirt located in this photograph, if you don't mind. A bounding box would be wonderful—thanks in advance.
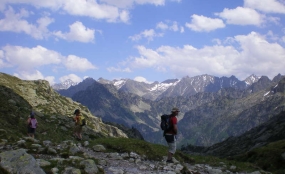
[73,109,82,140]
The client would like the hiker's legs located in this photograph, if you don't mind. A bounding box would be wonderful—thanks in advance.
[167,142,176,160]
[167,151,173,160]
[74,125,82,140]
[78,127,83,140]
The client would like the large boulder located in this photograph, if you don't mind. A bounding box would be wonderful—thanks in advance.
[0,149,45,174]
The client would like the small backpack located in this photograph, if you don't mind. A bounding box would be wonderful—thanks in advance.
[79,115,87,126]
[30,118,37,128]
[160,114,172,131]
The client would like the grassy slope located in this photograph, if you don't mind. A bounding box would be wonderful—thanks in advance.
[232,140,285,174]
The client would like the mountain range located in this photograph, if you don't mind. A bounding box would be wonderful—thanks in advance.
[52,73,285,147]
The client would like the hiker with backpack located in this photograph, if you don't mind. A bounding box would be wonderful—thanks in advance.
[162,107,180,163]
[27,112,38,139]
[73,109,84,140]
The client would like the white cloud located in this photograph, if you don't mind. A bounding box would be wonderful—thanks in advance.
[45,76,56,85]
[2,45,62,70]
[0,0,130,23]
[216,7,265,26]
[129,29,163,41]
[244,0,285,13]
[59,74,82,83]
[99,0,166,8]
[122,32,285,80]
[1,45,97,74]
[0,7,53,39]
[107,67,132,72]
[53,21,95,43]
[14,70,45,81]
[134,76,152,83]
[185,14,225,32]
[64,55,97,72]
[156,21,181,32]
[156,22,168,30]
[119,10,130,23]
[180,26,184,33]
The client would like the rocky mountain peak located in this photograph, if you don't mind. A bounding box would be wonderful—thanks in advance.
[52,79,79,90]
[244,74,260,86]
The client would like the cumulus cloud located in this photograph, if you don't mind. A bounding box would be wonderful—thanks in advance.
[216,7,265,26]
[134,76,152,83]
[45,76,56,85]
[99,0,166,9]
[156,21,181,32]
[14,70,55,85]
[2,45,62,70]
[185,14,225,32]
[64,55,97,72]
[14,70,44,80]
[244,0,285,13]
[0,7,54,39]
[107,67,131,72]
[122,32,285,80]
[59,74,82,83]
[53,21,95,43]
[129,29,163,42]
[0,0,130,23]
[1,45,97,76]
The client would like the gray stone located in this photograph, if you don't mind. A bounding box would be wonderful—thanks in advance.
[62,167,81,174]
[37,159,51,167]
[48,147,57,154]
[8,99,16,105]
[0,149,45,174]
[93,144,106,152]
[250,171,261,174]
[43,140,52,147]
[31,144,42,148]
[17,140,26,146]
[83,141,89,147]
[207,168,223,174]
[69,156,84,160]
[51,167,59,173]
[98,159,107,166]
[60,126,68,131]
[69,145,80,155]
[108,167,124,174]
[80,159,99,174]
[107,152,123,160]
[130,152,139,158]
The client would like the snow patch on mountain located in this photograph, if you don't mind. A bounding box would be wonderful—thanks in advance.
[149,80,180,92]
[114,79,127,89]
[244,74,260,86]
[51,79,78,90]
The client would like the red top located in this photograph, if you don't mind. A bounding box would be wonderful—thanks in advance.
[166,116,177,135]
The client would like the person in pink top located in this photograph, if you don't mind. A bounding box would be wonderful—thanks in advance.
[164,107,179,163]
[27,112,38,139]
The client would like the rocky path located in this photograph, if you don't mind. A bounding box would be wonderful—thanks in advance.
[0,138,266,174]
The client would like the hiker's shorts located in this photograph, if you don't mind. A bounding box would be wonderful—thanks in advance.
[28,127,36,134]
[74,125,82,133]
[165,134,176,154]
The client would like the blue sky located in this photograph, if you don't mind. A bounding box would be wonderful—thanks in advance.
[0,0,285,84]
